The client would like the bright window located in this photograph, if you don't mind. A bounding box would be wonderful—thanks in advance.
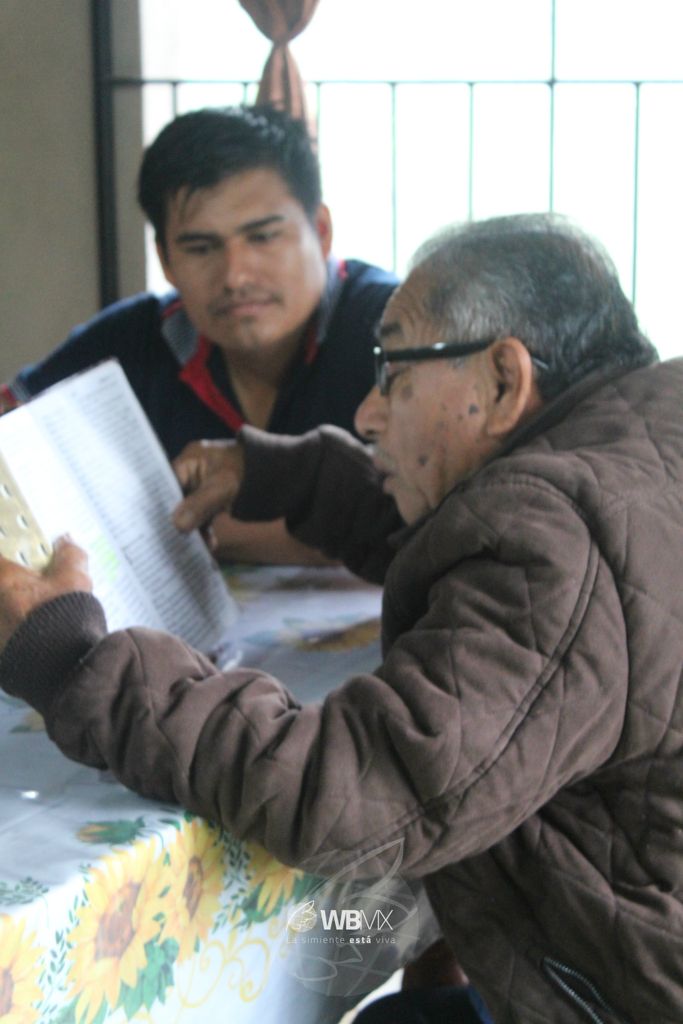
[131,0,683,359]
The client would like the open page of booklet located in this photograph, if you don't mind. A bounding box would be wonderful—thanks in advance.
[0,359,238,662]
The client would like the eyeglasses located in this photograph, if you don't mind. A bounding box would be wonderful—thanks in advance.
[373,339,549,396]
[373,339,493,396]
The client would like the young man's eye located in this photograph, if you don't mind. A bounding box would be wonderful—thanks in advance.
[248,229,279,244]
[182,243,213,256]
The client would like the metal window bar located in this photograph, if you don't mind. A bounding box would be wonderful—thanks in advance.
[632,81,641,304]
[548,0,557,212]
[91,0,118,305]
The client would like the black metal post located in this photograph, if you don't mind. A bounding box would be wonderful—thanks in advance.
[91,0,119,307]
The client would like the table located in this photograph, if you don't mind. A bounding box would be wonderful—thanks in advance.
[0,566,433,1024]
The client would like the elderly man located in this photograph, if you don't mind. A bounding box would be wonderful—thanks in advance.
[1,213,681,1023]
[2,105,397,564]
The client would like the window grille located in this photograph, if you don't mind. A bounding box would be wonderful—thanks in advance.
[93,0,683,359]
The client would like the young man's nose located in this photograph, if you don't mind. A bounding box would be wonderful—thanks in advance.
[220,240,254,291]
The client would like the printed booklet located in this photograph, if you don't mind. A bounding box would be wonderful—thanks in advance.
[0,360,238,664]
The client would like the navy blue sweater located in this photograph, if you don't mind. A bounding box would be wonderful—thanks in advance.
[11,259,397,459]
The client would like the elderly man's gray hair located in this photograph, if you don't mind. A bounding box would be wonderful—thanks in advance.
[410,213,657,399]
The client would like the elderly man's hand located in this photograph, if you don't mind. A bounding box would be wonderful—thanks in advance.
[0,538,92,650]
[172,440,245,542]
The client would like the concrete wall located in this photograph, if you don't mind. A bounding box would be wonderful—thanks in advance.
[0,0,100,382]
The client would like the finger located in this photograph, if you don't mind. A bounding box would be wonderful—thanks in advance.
[172,440,209,487]
[46,536,93,591]
[203,524,218,552]
[173,440,235,489]
[0,554,35,586]
[173,456,202,493]
[173,476,237,533]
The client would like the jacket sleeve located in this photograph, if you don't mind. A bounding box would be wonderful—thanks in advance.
[233,425,404,584]
[0,475,627,879]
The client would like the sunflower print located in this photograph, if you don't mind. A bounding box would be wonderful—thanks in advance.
[0,915,44,1024]
[160,819,225,963]
[64,840,167,1024]
[245,843,304,916]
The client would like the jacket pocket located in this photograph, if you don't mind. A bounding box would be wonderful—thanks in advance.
[542,957,632,1024]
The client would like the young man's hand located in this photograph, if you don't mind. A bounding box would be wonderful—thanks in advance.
[0,538,92,650]
[172,440,245,540]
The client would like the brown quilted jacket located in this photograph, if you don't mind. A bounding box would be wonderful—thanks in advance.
[2,358,683,1022]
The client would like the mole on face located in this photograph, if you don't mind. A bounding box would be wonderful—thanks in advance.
[468,404,480,415]
[417,453,429,466]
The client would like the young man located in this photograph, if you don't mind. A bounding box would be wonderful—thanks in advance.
[2,214,681,1022]
[3,106,397,562]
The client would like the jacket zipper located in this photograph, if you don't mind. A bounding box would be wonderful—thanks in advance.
[542,957,632,1024]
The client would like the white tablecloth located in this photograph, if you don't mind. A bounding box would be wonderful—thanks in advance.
[0,565,434,1024]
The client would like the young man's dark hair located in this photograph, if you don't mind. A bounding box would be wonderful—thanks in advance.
[138,105,322,251]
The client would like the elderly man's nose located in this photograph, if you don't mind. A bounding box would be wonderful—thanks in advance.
[354,384,388,440]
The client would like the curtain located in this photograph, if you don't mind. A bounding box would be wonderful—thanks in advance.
[238,0,320,120]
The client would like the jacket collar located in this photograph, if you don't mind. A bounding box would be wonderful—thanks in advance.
[496,360,649,459]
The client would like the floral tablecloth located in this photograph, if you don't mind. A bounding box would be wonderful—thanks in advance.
[0,565,410,1024]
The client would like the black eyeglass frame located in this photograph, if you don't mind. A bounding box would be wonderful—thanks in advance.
[373,340,549,396]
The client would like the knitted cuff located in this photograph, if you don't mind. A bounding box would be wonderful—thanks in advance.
[0,592,108,716]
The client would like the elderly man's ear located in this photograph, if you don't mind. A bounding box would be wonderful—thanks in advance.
[483,336,544,439]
